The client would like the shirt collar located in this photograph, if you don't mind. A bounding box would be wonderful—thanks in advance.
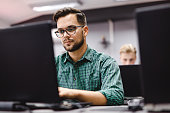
[63,45,93,64]
[81,45,93,62]
[63,52,70,63]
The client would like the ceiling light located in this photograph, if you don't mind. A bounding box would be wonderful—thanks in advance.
[33,2,80,12]
[114,0,129,1]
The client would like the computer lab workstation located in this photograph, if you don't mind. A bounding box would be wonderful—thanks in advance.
[0,3,170,113]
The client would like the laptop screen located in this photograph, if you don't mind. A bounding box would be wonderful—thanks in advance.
[0,21,60,103]
[136,3,170,104]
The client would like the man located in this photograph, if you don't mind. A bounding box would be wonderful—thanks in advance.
[53,7,124,105]
[120,44,137,65]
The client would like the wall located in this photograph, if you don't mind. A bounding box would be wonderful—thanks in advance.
[0,20,10,29]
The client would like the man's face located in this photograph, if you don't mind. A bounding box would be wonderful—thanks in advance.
[120,52,136,65]
[57,14,87,52]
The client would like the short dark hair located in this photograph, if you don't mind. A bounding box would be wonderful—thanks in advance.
[53,7,87,26]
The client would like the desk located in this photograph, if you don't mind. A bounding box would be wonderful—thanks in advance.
[1,105,170,113]
[0,105,143,113]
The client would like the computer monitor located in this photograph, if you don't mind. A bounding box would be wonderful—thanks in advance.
[136,3,170,104]
[119,65,143,97]
[0,21,60,103]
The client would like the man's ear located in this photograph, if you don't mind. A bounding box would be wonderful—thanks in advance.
[83,26,88,37]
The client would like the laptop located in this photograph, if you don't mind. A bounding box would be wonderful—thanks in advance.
[136,3,170,111]
[119,65,143,98]
[0,21,89,111]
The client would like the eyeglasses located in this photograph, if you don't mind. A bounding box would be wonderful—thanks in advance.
[55,25,84,38]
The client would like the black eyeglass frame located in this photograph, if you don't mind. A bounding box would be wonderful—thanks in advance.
[55,25,84,38]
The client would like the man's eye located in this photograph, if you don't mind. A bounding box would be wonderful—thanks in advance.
[130,59,133,62]
[59,30,65,34]
[67,28,75,32]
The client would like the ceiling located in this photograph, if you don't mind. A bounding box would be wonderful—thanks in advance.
[0,0,167,28]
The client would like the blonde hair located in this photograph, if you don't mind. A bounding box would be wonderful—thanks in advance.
[120,44,136,54]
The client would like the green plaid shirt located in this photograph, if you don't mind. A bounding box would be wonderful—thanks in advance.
[55,46,124,105]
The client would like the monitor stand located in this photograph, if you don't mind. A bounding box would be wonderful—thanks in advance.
[0,101,28,111]
[0,101,59,111]
[0,100,90,111]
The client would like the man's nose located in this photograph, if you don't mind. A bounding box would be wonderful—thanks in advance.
[125,60,131,65]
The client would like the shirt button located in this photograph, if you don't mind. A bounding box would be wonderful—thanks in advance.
[74,78,76,80]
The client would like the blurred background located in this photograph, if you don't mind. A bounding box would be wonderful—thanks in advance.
[0,0,169,65]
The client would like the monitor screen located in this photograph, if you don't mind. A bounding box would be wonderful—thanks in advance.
[0,21,59,103]
[136,3,170,104]
[119,65,143,97]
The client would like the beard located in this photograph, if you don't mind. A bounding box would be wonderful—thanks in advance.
[63,35,84,52]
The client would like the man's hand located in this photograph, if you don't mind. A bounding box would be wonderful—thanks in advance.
[58,87,79,99]
[58,87,107,105]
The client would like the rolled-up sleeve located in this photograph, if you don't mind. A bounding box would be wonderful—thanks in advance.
[98,57,124,105]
